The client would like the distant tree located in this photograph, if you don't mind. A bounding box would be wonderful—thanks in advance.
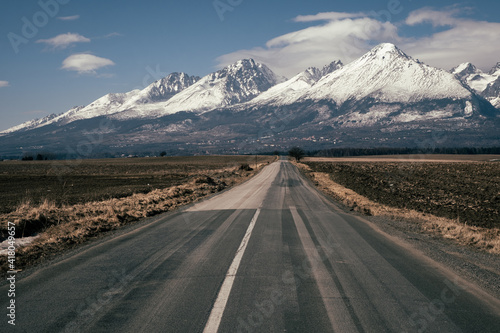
[160,151,167,157]
[273,150,280,156]
[21,153,34,161]
[36,153,44,160]
[289,147,305,162]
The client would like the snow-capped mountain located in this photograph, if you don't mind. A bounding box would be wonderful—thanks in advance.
[264,43,488,127]
[451,62,500,108]
[0,59,282,134]
[0,73,200,134]
[1,43,498,155]
[52,72,200,124]
[113,59,284,118]
[248,61,343,106]
[0,112,63,135]
[451,63,494,92]
[319,60,344,77]
[307,44,472,104]
[482,77,500,108]
[55,90,141,122]
[124,73,200,105]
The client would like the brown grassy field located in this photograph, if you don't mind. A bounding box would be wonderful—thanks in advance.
[0,156,275,273]
[0,156,270,214]
[296,164,500,254]
[303,161,500,229]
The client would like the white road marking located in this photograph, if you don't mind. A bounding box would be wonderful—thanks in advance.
[203,208,261,333]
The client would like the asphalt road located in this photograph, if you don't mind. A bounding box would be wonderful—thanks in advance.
[2,160,500,332]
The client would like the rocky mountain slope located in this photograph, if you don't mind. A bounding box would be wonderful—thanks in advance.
[1,44,498,156]
[452,62,500,108]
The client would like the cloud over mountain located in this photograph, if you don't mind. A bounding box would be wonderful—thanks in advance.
[61,53,115,74]
[217,7,500,77]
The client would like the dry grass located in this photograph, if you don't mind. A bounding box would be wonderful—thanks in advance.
[295,162,500,254]
[0,158,275,274]
[0,155,274,214]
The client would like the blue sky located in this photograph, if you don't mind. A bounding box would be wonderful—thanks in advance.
[1,0,500,131]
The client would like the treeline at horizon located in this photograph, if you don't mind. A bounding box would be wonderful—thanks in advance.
[310,147,500,157]
[2,146,500,161]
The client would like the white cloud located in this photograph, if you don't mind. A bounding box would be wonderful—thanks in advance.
[61,53,115,74]
[405,8,459,27]
[103,32,122,38]
[217,8,500,77]
[93,32,122,39]
[402,8,500,71]
[36,33,90,49]
[293,12,367,22]
[217,15,400,77]
[57,15,80,21]
[0,81,9,88]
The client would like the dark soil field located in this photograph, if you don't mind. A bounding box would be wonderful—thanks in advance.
[0,156,272,214]
[304,161,500,228]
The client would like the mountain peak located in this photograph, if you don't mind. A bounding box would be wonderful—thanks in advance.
[217,59,274,78]
[451,61,500,95]
[143,72,200,102]
[133,58,283,116]
[489,62,500,75]
[228,58,256,70]
[321,60,343,76]
[374,42,398,51]
[371,43,405,56]
[305,43,471,105]
[452,62,478,76]
[303,67,322,81]
[358,43,410,64]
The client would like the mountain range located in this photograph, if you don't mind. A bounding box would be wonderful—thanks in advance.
[451,62,500,108]
[1,43,499,157]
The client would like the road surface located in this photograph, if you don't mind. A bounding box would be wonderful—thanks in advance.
[2,160,500,332]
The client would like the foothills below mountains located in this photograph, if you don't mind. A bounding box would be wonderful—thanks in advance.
[1,43,499,157]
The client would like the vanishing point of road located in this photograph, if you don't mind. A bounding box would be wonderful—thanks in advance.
[2,159,500,332]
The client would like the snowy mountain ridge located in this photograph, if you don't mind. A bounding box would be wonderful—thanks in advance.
[247,60,343,106]
[2,43,499,137]
[451,62,500,108]
[0,112,64,135]
[451,62,499,93]
[306,43,472,104]
[112,59,284,119]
